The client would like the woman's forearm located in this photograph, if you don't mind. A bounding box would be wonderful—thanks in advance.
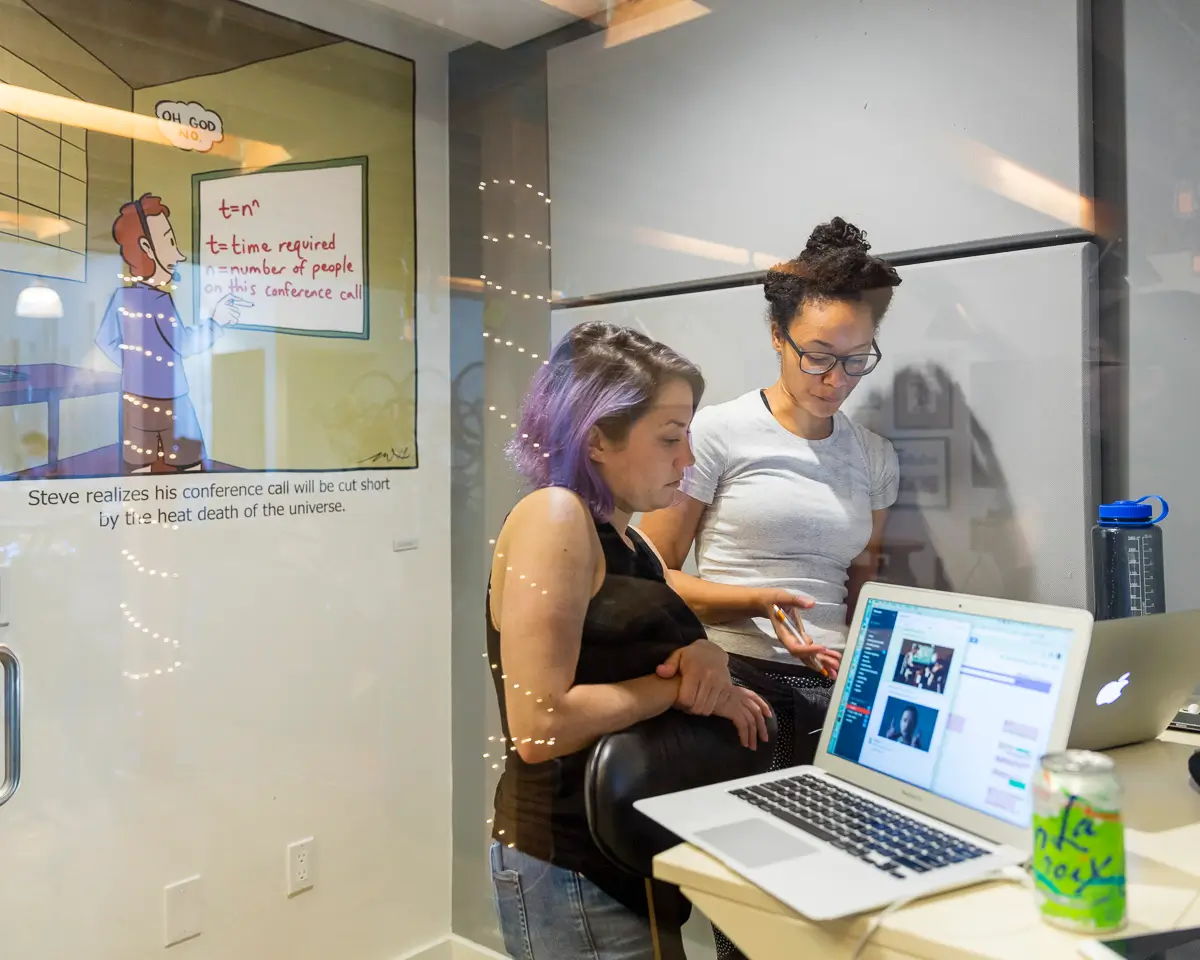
[664,569,765,624]
[517,673,681,763]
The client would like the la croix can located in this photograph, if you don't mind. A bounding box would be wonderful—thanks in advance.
[1031,750,1126,934]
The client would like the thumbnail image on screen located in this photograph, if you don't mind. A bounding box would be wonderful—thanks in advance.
[879,696,937,752]
[893,639,954,694]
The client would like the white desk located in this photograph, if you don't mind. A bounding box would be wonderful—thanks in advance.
[654,731,1200,959]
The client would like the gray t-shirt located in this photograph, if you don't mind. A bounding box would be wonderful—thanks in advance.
[680,390,899,662]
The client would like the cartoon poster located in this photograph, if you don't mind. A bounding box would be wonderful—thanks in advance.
[0,1,416,478]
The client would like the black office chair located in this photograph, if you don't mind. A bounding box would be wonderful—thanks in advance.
[585,709,778,960]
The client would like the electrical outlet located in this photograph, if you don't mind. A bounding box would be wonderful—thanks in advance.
[164,875,202,947]
[287,837,315,896]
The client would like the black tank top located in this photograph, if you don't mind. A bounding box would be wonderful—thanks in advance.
[487,519,707,915]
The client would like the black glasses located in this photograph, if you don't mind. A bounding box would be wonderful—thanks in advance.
[782,330,882,377]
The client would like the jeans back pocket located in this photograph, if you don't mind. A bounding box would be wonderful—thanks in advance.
[491,843,534,960]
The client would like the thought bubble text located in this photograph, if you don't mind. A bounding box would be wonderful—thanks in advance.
[155,100,224,153]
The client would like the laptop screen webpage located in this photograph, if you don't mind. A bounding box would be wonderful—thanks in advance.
[826,597,1074,827]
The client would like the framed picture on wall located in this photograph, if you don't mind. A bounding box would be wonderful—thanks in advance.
[894,437,950,510]
[893,366,954,430]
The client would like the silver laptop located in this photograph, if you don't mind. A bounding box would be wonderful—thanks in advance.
[635,583,1094,920]
[1068,609,1200,752]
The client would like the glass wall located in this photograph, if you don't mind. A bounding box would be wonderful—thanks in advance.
[0,1,454,957]
[447,1,1199,957]
[0,0,1196,958]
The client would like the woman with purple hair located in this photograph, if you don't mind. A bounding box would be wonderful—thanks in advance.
[487,321,772,960]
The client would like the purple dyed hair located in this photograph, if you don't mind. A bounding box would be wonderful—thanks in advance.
[506,321,704,519]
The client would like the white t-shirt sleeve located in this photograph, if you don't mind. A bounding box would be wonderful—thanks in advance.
[873,440,900,510]
[852,422,900,511]
[680,405,727,505]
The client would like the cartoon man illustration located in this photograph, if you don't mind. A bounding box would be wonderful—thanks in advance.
[95,193,249,474]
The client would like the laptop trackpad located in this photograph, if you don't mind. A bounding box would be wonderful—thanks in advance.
[696,818,817,869]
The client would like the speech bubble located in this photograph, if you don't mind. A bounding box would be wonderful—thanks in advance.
[154,100,224,153]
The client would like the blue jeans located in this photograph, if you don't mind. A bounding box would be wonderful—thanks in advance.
[490,841,657,960]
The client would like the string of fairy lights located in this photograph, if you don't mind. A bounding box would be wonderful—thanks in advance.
[480,550,557,846]
[105,277,193,683]
[482,327,547,361]
[482,234,550,251]
[119,597,183,681]
[481,326,551,437]
[479,177,560,845]
[478,176,553,446]
[118,273,178,289]
[481,275,551,301]
[479,178,552,203]
[479,177,554,300]
[118,532,186,681]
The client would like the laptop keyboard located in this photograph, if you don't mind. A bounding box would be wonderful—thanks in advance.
[729,773,989,879]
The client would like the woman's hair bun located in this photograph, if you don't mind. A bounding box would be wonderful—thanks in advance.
[804,216,870,255]
[764,217,900,332]
[762,264,805,307]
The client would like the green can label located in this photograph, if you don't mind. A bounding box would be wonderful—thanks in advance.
[1032,792,1126,932]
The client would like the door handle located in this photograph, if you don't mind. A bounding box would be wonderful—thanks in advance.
[0,646,20,807]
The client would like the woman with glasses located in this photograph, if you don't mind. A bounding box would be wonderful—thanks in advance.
[638,218,901,958]
[640,215,901,750]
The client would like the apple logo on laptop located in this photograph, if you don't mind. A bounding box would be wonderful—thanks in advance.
[1096,672,1131,706]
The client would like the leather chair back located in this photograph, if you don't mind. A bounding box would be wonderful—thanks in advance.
[585,709,778,878]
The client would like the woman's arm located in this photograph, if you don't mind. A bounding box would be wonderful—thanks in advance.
[640,499,835,675]
[845,509,889,624]
[495,488,681,765]
[639,497,775,623]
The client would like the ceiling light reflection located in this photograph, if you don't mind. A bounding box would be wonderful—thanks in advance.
[603,0,711,48]
[0,84,290,171]
[957,137,1094,231]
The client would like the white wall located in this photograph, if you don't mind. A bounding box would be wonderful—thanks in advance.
[547,0,1088,300]
[0,3,455,960]
[552,243,1098,610]
[545,0,1098,609]
[1125,1,1200,614]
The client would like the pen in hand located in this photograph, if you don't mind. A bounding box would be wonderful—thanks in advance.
[770,604,831,679]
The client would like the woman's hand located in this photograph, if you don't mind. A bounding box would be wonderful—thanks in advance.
[757,588,843,679]
[809,647,842,679]
[656,639,732,716]
[712,686,773,751]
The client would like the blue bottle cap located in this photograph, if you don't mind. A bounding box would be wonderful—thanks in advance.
[1098,496,1169,526]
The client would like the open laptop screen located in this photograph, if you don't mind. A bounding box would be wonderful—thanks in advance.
[826,597,1075,827]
